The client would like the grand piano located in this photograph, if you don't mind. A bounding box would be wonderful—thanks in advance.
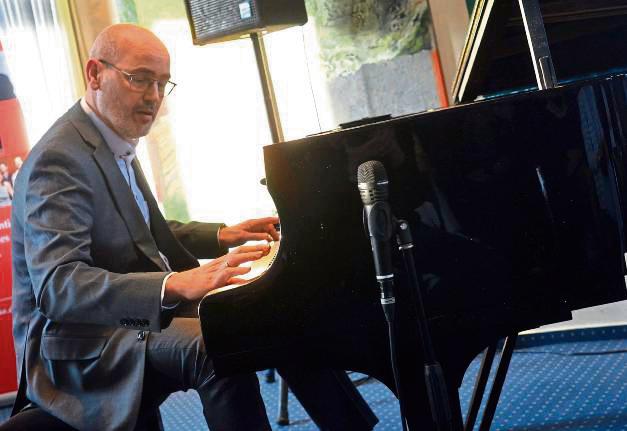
[198,1,627,429]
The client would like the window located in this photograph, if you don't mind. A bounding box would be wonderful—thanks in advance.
[118,0,441,224]
[0,0,82,146]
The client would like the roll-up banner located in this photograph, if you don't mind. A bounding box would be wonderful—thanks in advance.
[0,39,30,397]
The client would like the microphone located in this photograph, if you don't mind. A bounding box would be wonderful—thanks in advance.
[358,160,409,431]
[358,161,454,431]
[357,160,396,314]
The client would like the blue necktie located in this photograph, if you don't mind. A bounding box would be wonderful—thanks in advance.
[117,156,172,271]
[117,156,150,225]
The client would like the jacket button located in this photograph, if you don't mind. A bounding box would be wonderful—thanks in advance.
[137,331,146,341]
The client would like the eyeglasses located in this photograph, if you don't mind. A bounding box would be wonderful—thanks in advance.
[99,60,177,96]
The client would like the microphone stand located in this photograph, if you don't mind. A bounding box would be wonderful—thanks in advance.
[396,219,455,431]
[363,209,409,431]
[379,274,410,431]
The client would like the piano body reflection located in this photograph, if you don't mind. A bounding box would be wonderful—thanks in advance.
[199,1,627,428]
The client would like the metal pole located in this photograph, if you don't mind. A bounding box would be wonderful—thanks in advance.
[250,32,284,143]
[251,31,287,425]
[518,0,557,89]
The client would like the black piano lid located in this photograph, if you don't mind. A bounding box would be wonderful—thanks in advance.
[452,0,627,103]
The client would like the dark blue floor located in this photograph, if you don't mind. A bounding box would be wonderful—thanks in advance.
[2,326,626,430]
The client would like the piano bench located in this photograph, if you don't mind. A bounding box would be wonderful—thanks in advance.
[0,404,164,431]
[0,405,76,431]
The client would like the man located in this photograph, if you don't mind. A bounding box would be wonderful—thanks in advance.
[6,24,376,430]
[0,179,9,206]
[0,162,12,198]
[10,156,21,184]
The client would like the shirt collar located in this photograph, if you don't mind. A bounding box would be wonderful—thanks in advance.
[80,98,138,161]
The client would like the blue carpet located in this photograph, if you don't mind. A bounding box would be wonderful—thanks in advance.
[160,327,627,431]
[2,326,626,430]
[458,336,627,431]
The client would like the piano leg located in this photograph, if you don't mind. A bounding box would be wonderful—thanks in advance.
[276,367,378,430]
[464,343,498,430]
[478,333,518,431]
[276,376,289,425]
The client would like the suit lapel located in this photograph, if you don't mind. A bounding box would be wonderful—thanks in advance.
[132,160,199,271]
[68,103,167,271]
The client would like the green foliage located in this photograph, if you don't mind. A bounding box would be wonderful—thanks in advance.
[115,0,138,23]
[162,190,190,222]
[306,0,432,79]
[133,0,186,27]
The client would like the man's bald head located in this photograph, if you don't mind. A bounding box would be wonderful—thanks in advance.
[84,24,171,141]
[89,24,169,65]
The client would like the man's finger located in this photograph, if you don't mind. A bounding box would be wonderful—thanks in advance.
[225,251,264,267]
[227,277,250,285]
[267,225,280,241]
[240,232,275,242]
[251,216,279,226]
[234,244,271,254]
[224,266,252,275]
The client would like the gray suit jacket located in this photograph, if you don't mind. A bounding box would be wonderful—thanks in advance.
[11,102,226,430]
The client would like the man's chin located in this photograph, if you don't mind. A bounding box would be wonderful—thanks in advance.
[125,125,153,141]
[138,126,153,139]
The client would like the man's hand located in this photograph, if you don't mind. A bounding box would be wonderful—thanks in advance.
[219,216,280,248]
[164,244,271,302]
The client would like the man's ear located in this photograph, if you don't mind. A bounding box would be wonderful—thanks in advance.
[85,59,101,91]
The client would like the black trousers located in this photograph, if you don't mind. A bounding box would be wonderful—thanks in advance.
[139,318,377,430]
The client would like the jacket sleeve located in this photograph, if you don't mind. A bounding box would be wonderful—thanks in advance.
[22,147,168,332]
[167,220,228,259]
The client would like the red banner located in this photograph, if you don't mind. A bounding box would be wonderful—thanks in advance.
[0,39,29,396]
[0,205,15,395]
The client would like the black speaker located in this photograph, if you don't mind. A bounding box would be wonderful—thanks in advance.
[184,0,308,45]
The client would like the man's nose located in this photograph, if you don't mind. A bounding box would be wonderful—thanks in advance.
[144,81,161,100]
